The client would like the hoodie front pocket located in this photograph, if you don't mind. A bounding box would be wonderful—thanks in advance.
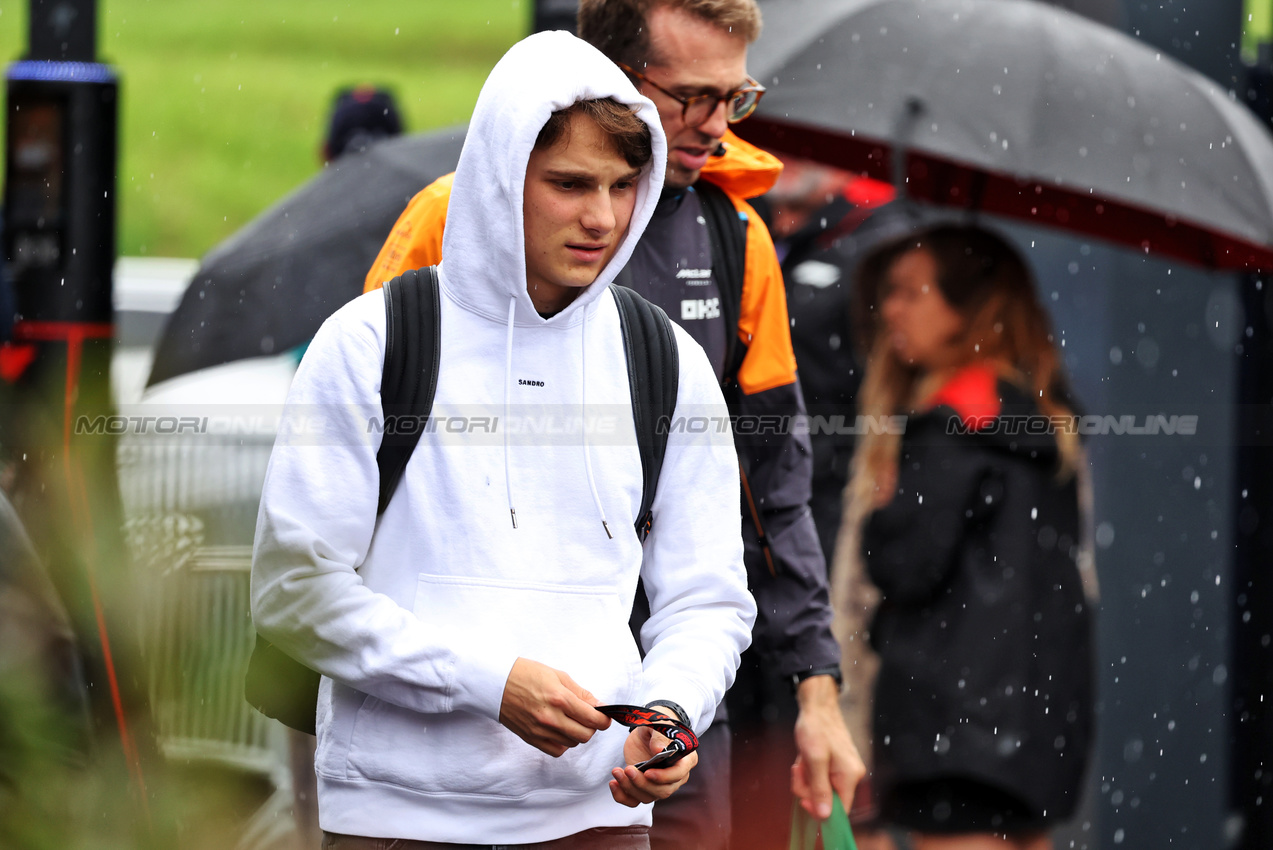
[344,573,640,796]
[412,572,641,701]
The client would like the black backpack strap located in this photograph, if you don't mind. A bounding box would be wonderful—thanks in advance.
[377,266,441,514]
[696,179,749,385]
[611,284,679,541]
[245,267,441,735]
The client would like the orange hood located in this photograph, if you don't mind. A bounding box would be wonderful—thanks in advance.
[700,129,782,200]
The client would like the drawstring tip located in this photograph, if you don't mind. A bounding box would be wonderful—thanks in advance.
[601,520,613,540]
[510,508,518,529]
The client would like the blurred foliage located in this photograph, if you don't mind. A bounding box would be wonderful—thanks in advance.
[1,468,271,849]
[0,0,529,259]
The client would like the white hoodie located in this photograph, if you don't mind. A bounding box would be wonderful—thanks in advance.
[251,31,755,844]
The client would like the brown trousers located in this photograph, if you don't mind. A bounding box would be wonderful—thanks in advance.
[321,827,650,850]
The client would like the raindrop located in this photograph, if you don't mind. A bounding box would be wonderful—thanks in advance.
[1114,828,1125,844]
[1095,522,1115,548]
[1109,346,1123,365]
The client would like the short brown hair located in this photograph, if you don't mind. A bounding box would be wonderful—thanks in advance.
[578,0,762,69]
[533,97,653,169]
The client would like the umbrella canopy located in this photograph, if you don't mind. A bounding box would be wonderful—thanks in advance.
[147,126,466,387]
[742,0,1273,270]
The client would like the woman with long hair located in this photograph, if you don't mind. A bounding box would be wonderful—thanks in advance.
[845,224,1095,850]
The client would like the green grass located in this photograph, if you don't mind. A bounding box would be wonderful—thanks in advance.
[1247,0,1273,61]
[0,0,529,259]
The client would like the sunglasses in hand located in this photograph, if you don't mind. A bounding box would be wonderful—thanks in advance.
[595,704,700,771]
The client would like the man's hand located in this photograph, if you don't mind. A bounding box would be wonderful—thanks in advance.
[608,707,697,807]
[791,675,865,819]
[499,657,611,757]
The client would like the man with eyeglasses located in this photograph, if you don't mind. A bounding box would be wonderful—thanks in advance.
[364,2,864,847]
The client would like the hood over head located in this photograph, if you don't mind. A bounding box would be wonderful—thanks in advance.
[440,31,667,326]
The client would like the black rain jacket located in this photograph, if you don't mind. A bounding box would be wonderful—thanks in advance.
[863,375,1095,821]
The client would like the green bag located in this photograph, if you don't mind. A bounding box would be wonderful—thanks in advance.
[789,794,858,850]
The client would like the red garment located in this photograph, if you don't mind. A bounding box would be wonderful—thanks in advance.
[928,363,1001,430]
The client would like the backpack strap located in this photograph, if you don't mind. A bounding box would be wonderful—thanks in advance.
[611,284,679,541]
[696,179,749,386]
[377,266,441,514]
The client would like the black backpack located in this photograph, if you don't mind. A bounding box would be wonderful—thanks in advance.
[245,267,680,734]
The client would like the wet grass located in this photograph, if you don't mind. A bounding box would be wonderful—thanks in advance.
[0,0,529,259]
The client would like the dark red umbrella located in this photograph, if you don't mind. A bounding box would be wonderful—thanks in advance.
[743,0,1273,271]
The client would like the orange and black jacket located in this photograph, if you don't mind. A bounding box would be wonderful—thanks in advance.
[364,130,840,683]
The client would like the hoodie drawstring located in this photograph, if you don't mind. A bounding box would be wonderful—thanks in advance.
[580,307,613,539]
[502,296,612,540]
[504,297,518,529]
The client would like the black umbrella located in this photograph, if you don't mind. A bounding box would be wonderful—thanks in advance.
[147,125,466,387]
[742,0,1273,271]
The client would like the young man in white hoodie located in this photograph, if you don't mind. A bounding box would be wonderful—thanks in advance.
[251,31,756,849]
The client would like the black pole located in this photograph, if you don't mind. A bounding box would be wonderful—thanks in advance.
[28,0,97,62]
[1,0,144,801]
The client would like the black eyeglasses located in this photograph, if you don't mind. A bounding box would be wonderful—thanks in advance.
[618,63,765,128]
